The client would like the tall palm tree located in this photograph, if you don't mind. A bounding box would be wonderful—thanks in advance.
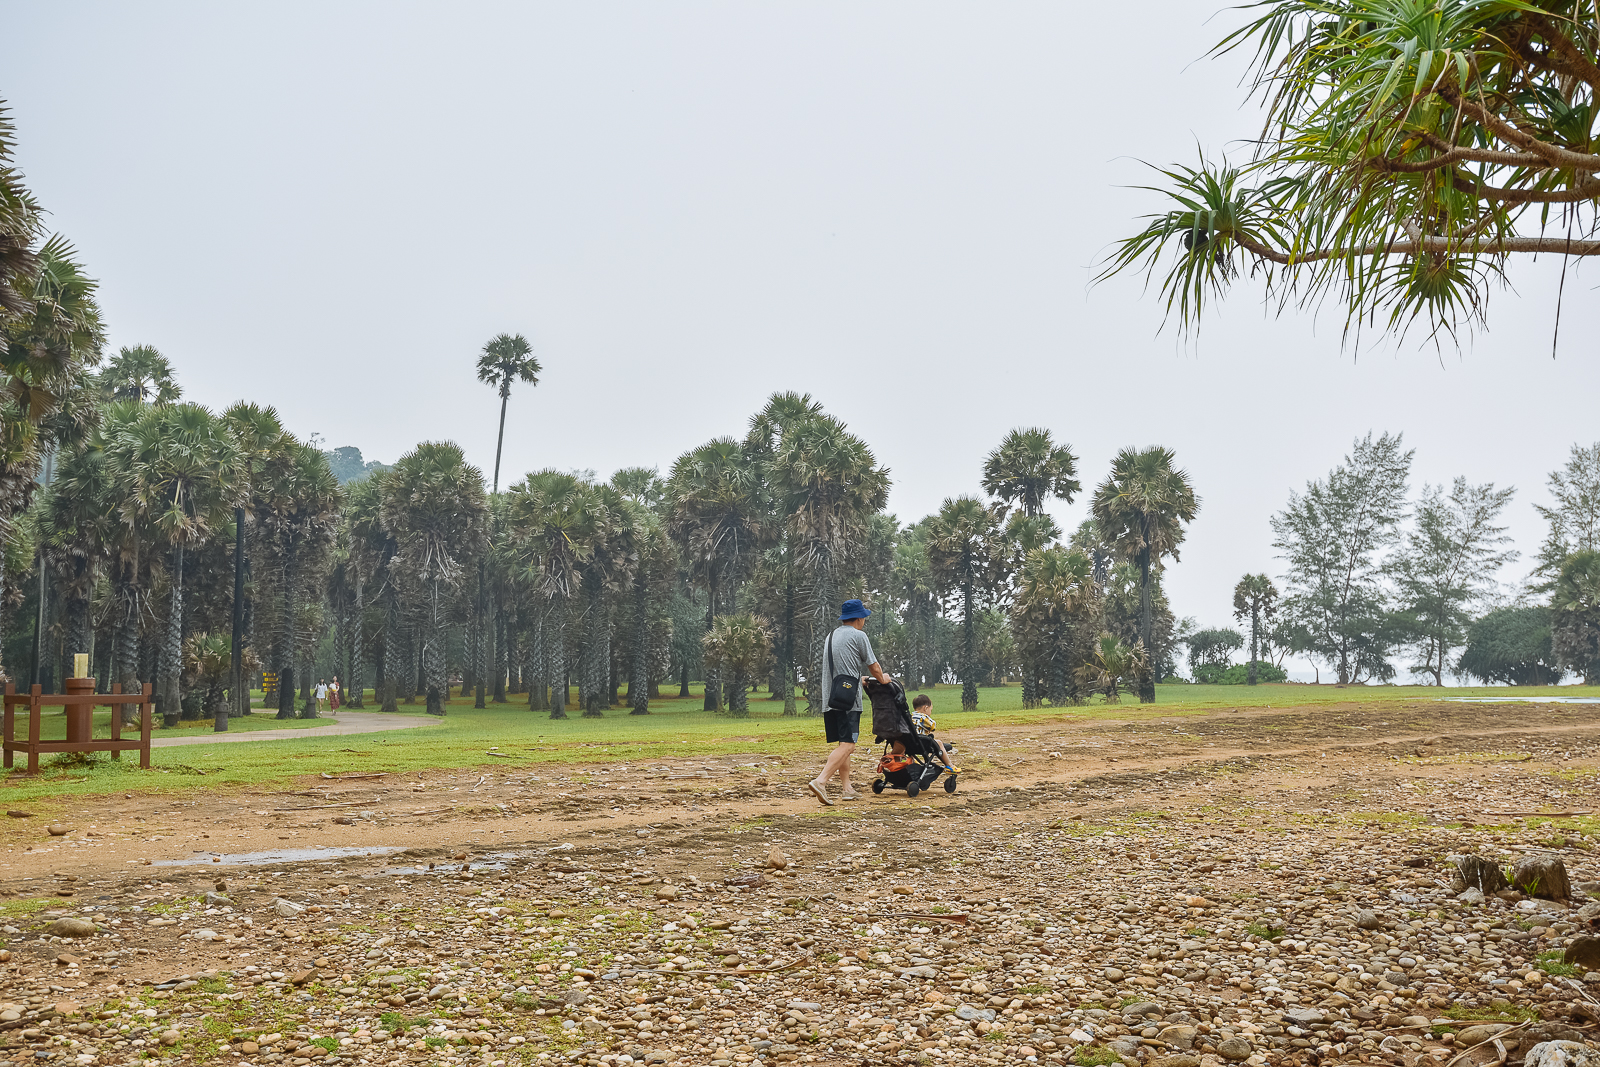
[666,438,770,711]
[570,483,636,717]
[982,428,1080,518]
[768,413,890,714]
[505,469,589,718]
[1013,545,1097,706]
[97,344,180,405]
[221,402,292,724]
[1232,574,1279,686]
[703,613,772,718]
[110,403,244,724]
[925,496,1005,711]
[1003,511,1062,706]
[1091,447,1199,703]
[380,442,489,716]
[610,471,673,715]
[256,441,342,718]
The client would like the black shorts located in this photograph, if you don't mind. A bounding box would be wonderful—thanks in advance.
[823,707,861,744]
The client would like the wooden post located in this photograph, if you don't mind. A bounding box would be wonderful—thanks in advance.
[140,682,153,769]
[109,683,123,760]
[27,684,41,775]
[64,677,94,743]
[3,681,12,769]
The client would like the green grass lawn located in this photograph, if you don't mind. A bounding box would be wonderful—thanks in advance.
[1,680,1594,812]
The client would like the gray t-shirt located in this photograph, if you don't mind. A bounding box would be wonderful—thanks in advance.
[824,625,877,712]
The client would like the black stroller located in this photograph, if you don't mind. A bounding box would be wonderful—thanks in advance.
[864,680,957,798]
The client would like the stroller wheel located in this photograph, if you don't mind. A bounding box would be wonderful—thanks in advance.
[871,779,885,795]
[907,782,921,798]
[944,775,957,793]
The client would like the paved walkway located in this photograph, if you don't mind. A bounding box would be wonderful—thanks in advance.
[150,710,436,747]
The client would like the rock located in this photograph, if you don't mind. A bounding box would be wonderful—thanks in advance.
[1157,1025,1198,1049]
[1282,1009,1323,1025]
[159,1030,181,1047]
[1451,855,1509,894]
[1563,936,1600,971]
[46,825,71,837]
[289,969,315,986]
[653,886,678,901]
[1215,1037,1253,1062]
[45,918,96,938]
[189,929,221,941]
[203,892,230,905]
[1526,1042,1600,1067]
[1401,1015,1432,1028]
[955,1004,997,1022]
[1103,967,1126,981]
[6,810,31,818]
[1458,887,1487,905]
[900,965,938,979]
[239,1042,259,1054]
[767,848,789,870]
[1123,1001,1163,1018]
[273,898,306,918]
[1355,910,1381,930]
[1515,854,1573,901]
[1456,1024,1511,1046]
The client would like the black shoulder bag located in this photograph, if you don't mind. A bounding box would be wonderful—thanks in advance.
[826,630,859,713]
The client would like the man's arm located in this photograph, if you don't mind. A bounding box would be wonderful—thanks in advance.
[865,660,890,685]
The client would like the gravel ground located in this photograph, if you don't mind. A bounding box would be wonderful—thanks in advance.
[3,701,1600,1067]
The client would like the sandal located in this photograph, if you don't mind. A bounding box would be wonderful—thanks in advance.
[839,791,861,801]
[807,780,833,806]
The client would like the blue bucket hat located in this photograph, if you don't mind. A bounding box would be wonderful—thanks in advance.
[839,599,872,621]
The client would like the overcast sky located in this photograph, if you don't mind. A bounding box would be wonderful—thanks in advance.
[9,2,1599,682]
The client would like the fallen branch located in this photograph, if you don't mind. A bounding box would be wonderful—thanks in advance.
[404,808,455,817]
[272,801,367,812]
[470,775,487,792]
[869,912,969,925]
[1443,1021,1530,1067]
[645,953,813,977]
[1484,811,1591,818]
[319,772,388,781]
[485,752,531,759]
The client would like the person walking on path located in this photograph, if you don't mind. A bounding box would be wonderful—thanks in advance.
[808,599,891,805]
[329,676,341,711]
[313,679,328,715]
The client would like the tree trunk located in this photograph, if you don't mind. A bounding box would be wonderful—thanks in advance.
[473,560,487,708]
[160,543,184,727]
[224,507,244,729]
[424,580,446,716]
[1136,524,1155,704]
[961,577,977,711]
[548,604,568,719]
[349,571,365,707]
[781,578,796,717]
[381,591,399,713]
[277,543,299,720]
[703,570,720,712]
[114,557,142,725]
[1248,603,1259,686]
[583,575,605,717]
[679,659,690,698]
[493,593,507,703]
[630,571,650,715]
[808,546,835,716]
[528,609,546,710]
[729,667,750,717]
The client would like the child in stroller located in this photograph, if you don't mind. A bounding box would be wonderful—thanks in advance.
[864,679,958,798]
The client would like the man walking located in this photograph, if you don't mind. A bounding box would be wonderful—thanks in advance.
[808,599,891,805]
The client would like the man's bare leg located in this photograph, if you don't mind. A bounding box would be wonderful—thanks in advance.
[810,742,855,804]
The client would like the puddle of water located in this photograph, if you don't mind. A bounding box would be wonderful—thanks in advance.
[1445,697,1600,704]
[155,845,406,867]
[382,851,523,874]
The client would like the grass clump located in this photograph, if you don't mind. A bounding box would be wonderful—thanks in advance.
[1245,920,1285,940]
[1443,1002,1540,1022]
[1537,951,1578,977]
[1074,1047,1123,1066]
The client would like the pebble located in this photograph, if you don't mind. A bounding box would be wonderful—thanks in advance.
[46,824,71,836]
[45,917,97,938]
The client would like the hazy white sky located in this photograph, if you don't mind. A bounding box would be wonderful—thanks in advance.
[9,2,1599,681]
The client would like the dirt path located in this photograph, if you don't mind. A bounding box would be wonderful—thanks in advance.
[150,711,435,748]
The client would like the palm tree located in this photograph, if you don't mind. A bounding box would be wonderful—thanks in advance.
[220,402,292,725]
[1013,545,1098,706]
[256,441,342,719]
[571,483,636,717]
[769,414,889,713]
[610,471,673,715]
[475,333,540,495]
[925,497,1005,711]
[1231,574,1279,686]
[1002,511,1062,706]
[379,442,489,716]
[703,613,773,718]
[666,439,770,711]
[97,344,181,404]
[505,470,589,718]
[1077,634,1145,703]
[1091,447,1199,703]
[110,403,244,725]
[982,428,1080,518]
[184,632,234,720]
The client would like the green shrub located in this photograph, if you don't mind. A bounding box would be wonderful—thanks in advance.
[1196,662,1288,685]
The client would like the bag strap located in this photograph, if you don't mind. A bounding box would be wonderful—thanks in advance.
[826,629,836,680]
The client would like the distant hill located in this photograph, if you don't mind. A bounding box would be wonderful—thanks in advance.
[325,446,393,485]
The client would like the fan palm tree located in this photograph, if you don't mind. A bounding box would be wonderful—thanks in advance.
[110,403,244,725]
[768,414,889,713]
[1231,574,1280,686]
[379,442,489,716]
[256,441,342,718]
[505,469,589,718]
[703,613,773,718]
[1013,545,1098,706]
[221,402,293,724]
[982,428,1080,518]
[1003,511,1062,706]
[1091,447,1199,703]
[0,101,41,330]
[97,344,180,405]
[666,438,770,711]
[475,333,540,495]
[1077,634,1145,703]
[924,496,1005,711]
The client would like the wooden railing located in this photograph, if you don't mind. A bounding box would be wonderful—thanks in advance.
[2,677,154,775]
